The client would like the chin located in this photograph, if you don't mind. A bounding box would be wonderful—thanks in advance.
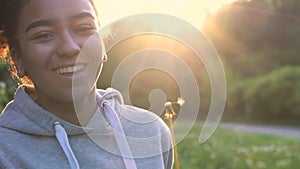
[71,83,96,102]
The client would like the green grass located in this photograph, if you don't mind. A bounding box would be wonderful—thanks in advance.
[174,123,300,169]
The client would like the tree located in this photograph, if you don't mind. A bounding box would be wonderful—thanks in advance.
[0,60,17,112]
[202,0,300,78]
[228,66,300,124]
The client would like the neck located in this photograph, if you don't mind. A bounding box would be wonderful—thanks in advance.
[31,88,97,126]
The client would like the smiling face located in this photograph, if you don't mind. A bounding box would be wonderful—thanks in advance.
[15,0,103,105]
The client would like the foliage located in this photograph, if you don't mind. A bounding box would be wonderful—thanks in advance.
[0,60,17,112]
[0,81,8,111]
[1,0,300,125]
[227,66,300,124]
[176,123,300,169]
[245,66,300,121]
[203,0,300,78]
[201,0,300,124]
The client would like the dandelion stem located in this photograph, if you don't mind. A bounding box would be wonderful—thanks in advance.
[165,108,180,169]
[168,117,180,169]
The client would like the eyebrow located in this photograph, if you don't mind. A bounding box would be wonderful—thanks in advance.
[25,20,53,33]
[25,12,96,33]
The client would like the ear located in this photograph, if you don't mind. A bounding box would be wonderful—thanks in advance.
[10,48,26,78]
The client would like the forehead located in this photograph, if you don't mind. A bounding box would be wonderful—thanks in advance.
[18,0,97,27]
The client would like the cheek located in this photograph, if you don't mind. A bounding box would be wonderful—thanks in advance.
[20,45,53,73]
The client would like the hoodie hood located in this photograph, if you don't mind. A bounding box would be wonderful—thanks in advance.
[0,86,123,136]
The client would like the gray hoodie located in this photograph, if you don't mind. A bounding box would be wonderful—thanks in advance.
[0,86,173,169]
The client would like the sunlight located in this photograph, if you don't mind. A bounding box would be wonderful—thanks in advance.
[96,0,236,29]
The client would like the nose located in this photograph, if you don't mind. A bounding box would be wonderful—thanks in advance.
[56,30,80,57]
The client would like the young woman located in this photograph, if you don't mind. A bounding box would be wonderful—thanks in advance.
[0,0,173,168]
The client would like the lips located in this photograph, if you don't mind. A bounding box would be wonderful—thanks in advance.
[53,64,85,75]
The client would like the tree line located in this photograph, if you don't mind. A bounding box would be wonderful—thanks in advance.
[1,0,299,125]
[202,0,300,125]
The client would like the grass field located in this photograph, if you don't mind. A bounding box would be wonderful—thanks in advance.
[174,123,300,169]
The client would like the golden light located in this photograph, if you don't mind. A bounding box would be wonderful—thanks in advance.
[177,97,185,106]
[95,0,236,29]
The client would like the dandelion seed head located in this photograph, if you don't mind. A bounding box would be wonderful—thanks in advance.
[256,161,266,168]
[276,159,290,167]
[246,158,253,166]
[177,97,185,106]
[164,102,172,107]
[210,152,217,159]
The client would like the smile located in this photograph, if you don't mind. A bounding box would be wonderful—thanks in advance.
[54,65,85,75]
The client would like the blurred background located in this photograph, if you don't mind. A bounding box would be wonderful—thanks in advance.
[95,0,300,126]
[1,0,300,168]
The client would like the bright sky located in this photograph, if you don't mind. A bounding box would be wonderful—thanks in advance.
[96,0,236,29]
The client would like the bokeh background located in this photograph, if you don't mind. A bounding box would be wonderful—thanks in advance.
[1,0,300,168]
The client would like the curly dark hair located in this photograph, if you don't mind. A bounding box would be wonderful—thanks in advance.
[0,0,29,83]
[0,0,100,84]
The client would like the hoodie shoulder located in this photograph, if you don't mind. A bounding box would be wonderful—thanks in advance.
[118,105,173,161]
[120,105,171,137]
[0,86,84,136]
[122,105,162,123]
[0,92,54,136]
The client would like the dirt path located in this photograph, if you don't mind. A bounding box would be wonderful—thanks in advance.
[220,122,300,139]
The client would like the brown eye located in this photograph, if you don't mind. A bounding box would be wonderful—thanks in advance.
[31,32,54,43]
[75,24,97,36]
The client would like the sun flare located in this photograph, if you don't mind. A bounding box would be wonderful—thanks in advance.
[96,0,236,28]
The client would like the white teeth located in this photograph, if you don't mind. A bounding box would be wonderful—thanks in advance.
[55,65,85,74]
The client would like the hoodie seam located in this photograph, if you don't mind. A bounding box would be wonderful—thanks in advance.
[15,106,54,135]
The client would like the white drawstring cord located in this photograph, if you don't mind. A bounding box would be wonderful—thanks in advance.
[53,90,137,169]
[54,122,80,169]
[100,100,137,169]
